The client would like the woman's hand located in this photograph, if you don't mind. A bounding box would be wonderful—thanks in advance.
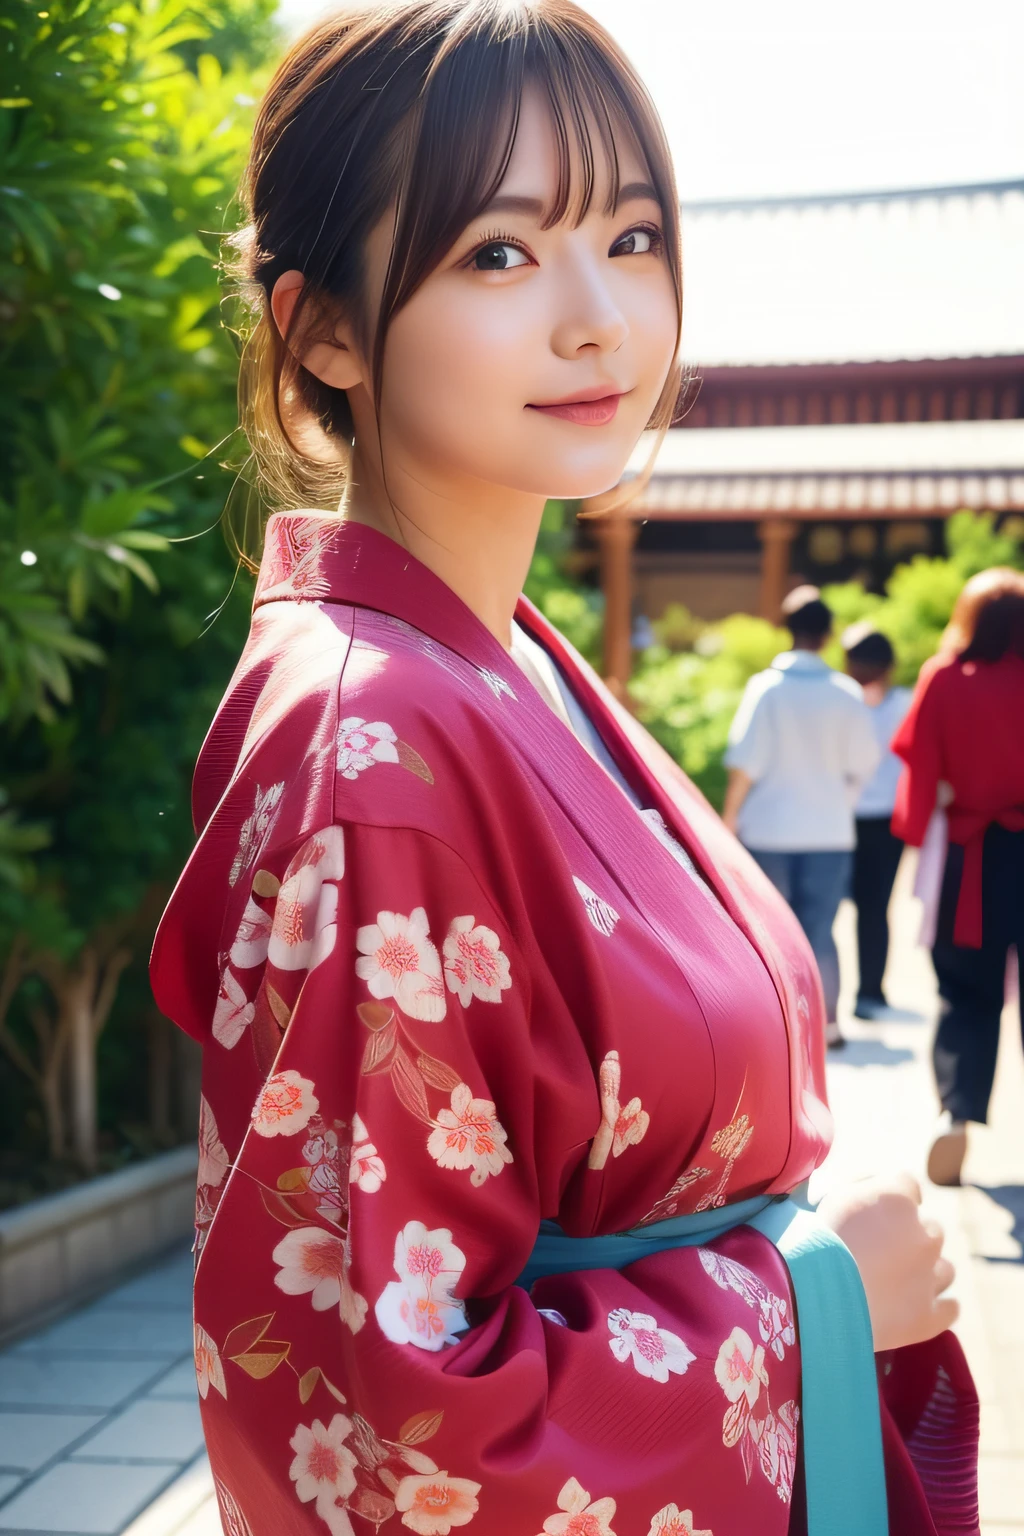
[815,1171,959,1352]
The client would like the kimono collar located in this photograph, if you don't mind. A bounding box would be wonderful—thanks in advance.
[254,511,526,674]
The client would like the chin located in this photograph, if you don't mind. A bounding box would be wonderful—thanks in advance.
[509,445,639,503]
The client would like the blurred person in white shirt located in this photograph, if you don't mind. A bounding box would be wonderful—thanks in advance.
[843,622,913,1022]
[723,586,880,1046]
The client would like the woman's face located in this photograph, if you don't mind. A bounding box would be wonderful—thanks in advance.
[367,87,679,502]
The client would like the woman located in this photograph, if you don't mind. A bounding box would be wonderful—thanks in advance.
[151,5,976,1533]
[892,568,1024,1186]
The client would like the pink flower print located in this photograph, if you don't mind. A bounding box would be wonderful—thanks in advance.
[337,717,399,780]
[251,1069,319,1138]
[194,1322,226,1400]
[750,1401,799,1503]
[572,876,619,936]
[374,1221,468,1352]
[289,1414,358,1536]
[715,1327,768,1411]
[302,1125,346,1223]
[539,1477,618,1536]
[442,917,512,1007]
[646,1506,712,1536]
[212,967,254,1050]
[607,1309,695,1383]
[588,1052,649,1170]
[229,780,284,887]
[427,1084,513,1186]
[349,1113,386,1193]
[228,897,272,969]
[274,1227,347,1311]
[268,826,345,973]
[612,1096,650,1157]
[197,1095,229,1189]
[394,1471,482,1534]
[355,907,446,1022]
[758,1292,795,1361]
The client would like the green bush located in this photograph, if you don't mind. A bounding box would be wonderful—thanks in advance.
[0,0,276,1193]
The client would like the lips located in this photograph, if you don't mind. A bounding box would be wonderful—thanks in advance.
[527,393,624,426]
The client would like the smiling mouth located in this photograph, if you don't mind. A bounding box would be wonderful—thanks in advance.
[526,393,624,426]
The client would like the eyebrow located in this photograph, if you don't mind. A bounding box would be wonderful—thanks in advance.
[482,181,661,221]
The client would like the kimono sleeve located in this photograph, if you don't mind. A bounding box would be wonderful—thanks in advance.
[192,817,607,1535]
[891,659,945,845]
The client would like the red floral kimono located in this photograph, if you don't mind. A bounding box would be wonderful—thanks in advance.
[151,515,978,1536]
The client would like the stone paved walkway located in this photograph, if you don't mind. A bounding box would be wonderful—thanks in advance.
[1,860,1020,1534]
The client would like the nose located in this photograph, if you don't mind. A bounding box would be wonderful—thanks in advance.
[550,256,629,360]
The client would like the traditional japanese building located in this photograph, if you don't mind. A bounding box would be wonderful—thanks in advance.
[579,180,1024,688]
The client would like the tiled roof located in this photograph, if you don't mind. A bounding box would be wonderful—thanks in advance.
[680,181,1024,367]
[618,419,1024,520]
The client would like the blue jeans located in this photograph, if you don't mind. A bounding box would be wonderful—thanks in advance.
[748,849,852,1022]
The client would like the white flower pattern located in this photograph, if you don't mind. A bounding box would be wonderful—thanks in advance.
[607,1308,696,1383]
[268,826,345,972]
[355,908,446,1021]
[442,916,511,1006]
[229,781,284,887]
[336,717,400,780]
[426,1084,513,1185]
[374,1221,468,1352]
[572,876,619,936]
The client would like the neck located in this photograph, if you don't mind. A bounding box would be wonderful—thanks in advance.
[341,437,546,653]
[791,638,824,653]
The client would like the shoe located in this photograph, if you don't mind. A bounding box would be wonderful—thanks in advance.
[825,1020,847,1050]
[927,1112,967,1186]
[854,997,922,1023]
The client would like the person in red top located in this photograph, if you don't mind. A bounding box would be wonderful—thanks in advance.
[892,568,1024,1185]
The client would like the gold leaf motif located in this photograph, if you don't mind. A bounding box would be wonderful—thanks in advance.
[361,1021,397,1075]
[397,740,434,784]
[231,1346,290,1380]
[390,1046,431,1124]
[357,1001,395,1031]
[276,1166,310,1193]
[298,1367,320,1404]
[399,1409,444,1446]
[416,1052,461,1092]
[252,869,280,898]
[223,1314,274,1358]
[265,984,291,1030]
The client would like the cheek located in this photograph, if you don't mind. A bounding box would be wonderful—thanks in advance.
[383,290,534,439]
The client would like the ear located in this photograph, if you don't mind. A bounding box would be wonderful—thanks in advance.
[270,270,364,392]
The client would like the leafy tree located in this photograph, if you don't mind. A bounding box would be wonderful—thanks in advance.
[0,0,276,1186]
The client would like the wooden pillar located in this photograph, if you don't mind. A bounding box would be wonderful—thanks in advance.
[594,512,639,693]
[758,518,797,623]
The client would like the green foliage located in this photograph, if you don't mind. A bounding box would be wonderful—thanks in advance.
[631,611,786,807]
[822,511,1024,683]
[629,512,1024,808]
[524,500,603,668]
[0,0,277,1186]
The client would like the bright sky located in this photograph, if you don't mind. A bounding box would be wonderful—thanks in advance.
[276,0,1024,200]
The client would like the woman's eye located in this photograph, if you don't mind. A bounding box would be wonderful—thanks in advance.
[472,241,530,271]
[611,227,658,256]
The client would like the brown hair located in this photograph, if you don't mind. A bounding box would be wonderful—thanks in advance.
[226,0,683,562]
[942,567,1024,663]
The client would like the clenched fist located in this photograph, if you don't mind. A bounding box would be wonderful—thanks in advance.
[816,1171,959,1353]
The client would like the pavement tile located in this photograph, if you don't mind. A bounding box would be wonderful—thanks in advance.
[13,1307,192,1358]
[0,1412,102,1473]
[94,1257,193,1315]
[72,1398,204,1464]
[0,1356,171,1411]
[0,1460,174,1533]
[144,1360,198,1401]
[120,1458,213,1536]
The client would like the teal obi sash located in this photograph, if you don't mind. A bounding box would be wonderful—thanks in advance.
[517,1194,888,1536]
